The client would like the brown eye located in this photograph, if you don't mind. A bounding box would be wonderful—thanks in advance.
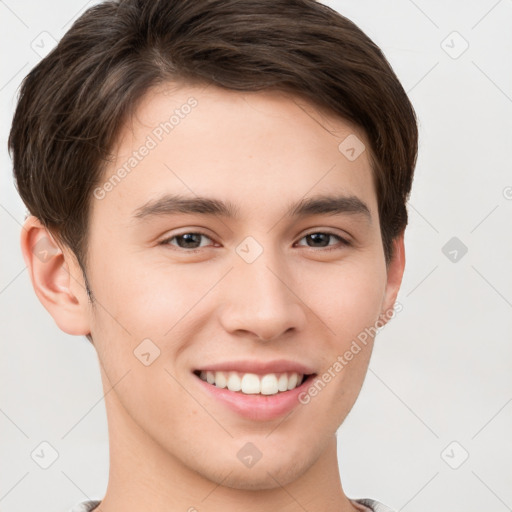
[161,232,214,250]
[296,232,349,249]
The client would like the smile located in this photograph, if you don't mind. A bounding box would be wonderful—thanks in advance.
[192,366,318,421]
[194,370,311,395]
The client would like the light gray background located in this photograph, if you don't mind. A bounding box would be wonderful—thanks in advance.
[1,1,511,511]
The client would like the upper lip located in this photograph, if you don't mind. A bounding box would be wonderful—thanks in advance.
[194,359,316,376]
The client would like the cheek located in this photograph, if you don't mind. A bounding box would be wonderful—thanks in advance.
[301,258,386,344]
[89,253,202,338]
[298,257,385,411]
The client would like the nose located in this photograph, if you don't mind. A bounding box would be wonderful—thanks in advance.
[218,252,307,342]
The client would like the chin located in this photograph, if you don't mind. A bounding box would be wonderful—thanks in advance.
[194,451,313,491]
[215,466,303,491]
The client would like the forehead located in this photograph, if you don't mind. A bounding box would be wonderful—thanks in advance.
[91,83,378,226]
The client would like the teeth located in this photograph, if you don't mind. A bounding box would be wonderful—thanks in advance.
[241,373,260,394]
[227,371,242,392]
[277,373,288,392]
[215,371,227,388]
[198,371,305,395]
[287,373,298,390]
[260,374,278,395]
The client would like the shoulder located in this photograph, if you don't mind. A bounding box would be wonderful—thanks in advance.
[69,499,393,512]
[67,500,102,512]
[351,497,397,512]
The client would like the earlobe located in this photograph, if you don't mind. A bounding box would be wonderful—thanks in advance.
[20,216,91,336]
[380,233,406,323]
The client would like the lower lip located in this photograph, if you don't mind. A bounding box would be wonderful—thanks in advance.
[193,373,316,422]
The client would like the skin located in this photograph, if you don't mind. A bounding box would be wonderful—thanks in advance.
[21,83,405,512]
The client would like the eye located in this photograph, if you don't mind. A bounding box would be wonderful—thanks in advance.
[160,232,215,250]
[295,231,350,250]
[159,230,350,252]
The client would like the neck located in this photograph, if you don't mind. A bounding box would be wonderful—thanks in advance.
[98,384,358,512]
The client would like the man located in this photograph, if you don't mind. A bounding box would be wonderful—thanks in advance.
[9,1,418,510]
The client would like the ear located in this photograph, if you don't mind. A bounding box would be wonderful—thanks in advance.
[20,216,91,336]
[379,232,406,325]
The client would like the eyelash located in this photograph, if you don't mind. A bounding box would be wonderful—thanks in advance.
[159,230,351,253]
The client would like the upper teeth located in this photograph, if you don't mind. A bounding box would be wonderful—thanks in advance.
[198,371,304,395]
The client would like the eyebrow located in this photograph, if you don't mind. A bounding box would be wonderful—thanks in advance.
[132,193,371,223]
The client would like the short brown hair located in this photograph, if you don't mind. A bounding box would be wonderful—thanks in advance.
[9,0,418,285]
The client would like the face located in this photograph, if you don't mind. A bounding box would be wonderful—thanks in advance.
[77,84,403,489]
